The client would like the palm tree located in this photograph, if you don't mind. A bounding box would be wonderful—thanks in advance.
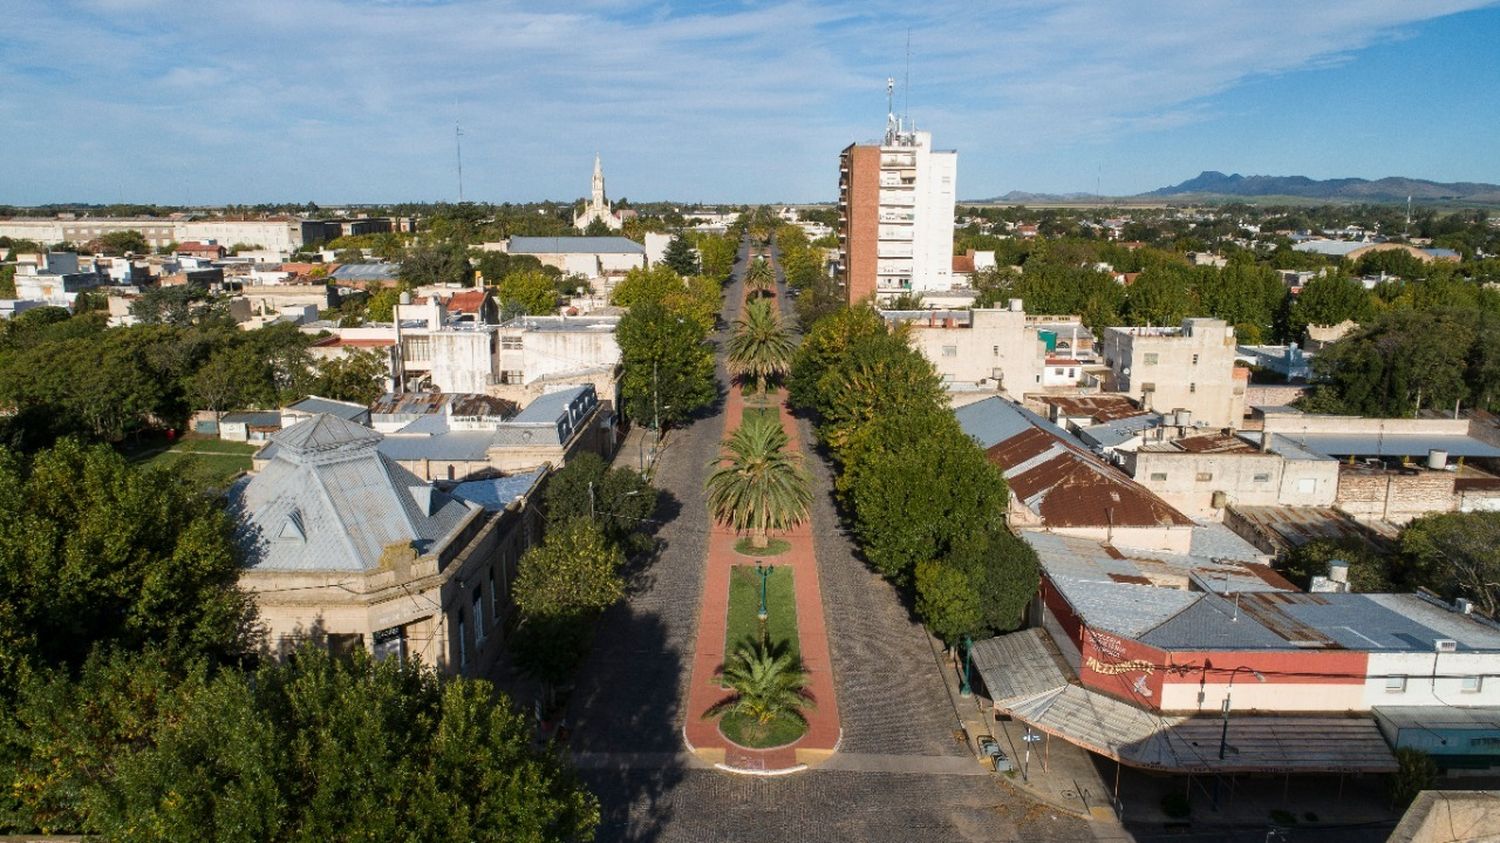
[705,641,814,739]
[726,299,795,394]
[745,257,775,298]
[705,414,811,548]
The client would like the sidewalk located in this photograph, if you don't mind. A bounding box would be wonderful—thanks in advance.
[680,383,843,774]
[610,423,660,475]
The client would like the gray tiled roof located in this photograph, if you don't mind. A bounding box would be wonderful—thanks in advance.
[230,414,475,572]
[508,236,644,255]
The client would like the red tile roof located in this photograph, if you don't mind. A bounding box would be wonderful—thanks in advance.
[952,254,976,273]
[445,290,488,314]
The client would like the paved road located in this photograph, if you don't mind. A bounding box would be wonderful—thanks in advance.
[567,238,1097,842]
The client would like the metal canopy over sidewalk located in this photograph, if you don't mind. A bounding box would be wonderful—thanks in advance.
[970,629,1398,775]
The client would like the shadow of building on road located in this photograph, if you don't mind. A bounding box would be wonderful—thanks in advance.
[569,608,689,843]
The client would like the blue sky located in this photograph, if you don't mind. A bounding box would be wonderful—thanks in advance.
[2,0,1498,205]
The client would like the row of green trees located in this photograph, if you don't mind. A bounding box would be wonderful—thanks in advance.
[612,265,719,430]
[788,307,1039,644]
[0,308,385,450]
[0,441,598,840]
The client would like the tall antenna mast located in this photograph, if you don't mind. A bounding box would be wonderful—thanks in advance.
[903,28,912,126]
[885,77,896,143]
[455,121,465,203]
[1405,195,1412,239]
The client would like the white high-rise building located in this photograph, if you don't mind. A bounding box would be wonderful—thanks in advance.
[838,102,957,304]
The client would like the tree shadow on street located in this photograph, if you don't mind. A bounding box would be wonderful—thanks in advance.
[567,608,689,843]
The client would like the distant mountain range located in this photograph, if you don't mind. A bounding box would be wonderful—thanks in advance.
[977,171,1500,204]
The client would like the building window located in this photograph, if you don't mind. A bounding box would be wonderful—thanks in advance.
[373,626,406,662]
[1189,382,1197,394]
[942,345,958,357]
[1150,472,1168,482]
[473,586,485,646]
[1253,473,1271,483]
[993,345,999,356]
[1192,353,1200,365]
[1462,675,1484,693]
[500,336,523,350]
[1144,353,1159,365]
[457,618,467,671]
[1385,675,1406,693]
[1196,472,1213,482]
[489,568,498,621]
[1053,368,1065,375]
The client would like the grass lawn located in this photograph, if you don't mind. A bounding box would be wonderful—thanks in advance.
[719,710,806,749]
[725,564,798,657]
[740,405,780,426]
[734,537,790,557]
[129,435,258,489]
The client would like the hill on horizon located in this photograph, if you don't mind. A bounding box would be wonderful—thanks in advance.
[974,171,1500,204]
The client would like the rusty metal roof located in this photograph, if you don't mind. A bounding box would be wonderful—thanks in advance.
[1039,393,1148,423]
[992,429,1193,528]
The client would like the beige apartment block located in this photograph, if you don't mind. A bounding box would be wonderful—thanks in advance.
[1100,317,1246,429]
[1125,431,1339,519]
[886,301,1068,396]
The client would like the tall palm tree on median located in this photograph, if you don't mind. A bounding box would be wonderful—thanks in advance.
[726,299,795,394]
[745,257,775,298]
[705,413,811,549]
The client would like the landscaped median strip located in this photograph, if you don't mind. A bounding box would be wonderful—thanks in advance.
[681,252,841,774]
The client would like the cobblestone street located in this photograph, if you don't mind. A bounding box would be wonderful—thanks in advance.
[567,241,1098,842]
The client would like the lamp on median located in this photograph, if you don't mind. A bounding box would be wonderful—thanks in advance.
[756,561,771,624]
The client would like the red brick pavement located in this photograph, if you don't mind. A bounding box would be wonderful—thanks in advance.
[681,369,842,773]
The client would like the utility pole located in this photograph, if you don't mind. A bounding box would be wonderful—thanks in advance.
[455,121,465,203]
[652,360,660,433]
[588,481,595,520]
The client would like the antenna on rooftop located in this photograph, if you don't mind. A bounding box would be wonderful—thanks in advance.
[1404,195,1412,239]
[455,121,465,203]
[903,27,912,127]
[885,77,897,143]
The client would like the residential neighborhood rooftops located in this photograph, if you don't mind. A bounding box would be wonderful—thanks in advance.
[508,236,644,255]
[1226,504,1396,556]
[1077,413,1163,449]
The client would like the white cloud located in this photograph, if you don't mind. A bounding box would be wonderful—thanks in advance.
[0,0,1495,202]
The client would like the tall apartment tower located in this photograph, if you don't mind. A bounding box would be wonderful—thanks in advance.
[838,97,957,304]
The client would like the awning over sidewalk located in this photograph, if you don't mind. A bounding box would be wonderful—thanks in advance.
[970,629,1398,775]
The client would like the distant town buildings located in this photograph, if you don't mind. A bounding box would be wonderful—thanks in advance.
[837,112,957,304]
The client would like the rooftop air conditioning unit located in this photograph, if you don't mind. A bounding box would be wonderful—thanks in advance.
[1435,639,1458,654]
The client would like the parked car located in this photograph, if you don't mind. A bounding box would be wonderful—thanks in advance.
[976,735,1013,772]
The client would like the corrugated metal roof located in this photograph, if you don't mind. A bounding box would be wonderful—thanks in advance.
[508,236,645,255]
[954,396,1062,450]
[222,411,282,427]
[970,629,1071,707]
[991,633,1397,773]
[1040,394,1147,423]
[286,396,368,421]
[449,468,547,511]
[379,430,500,462]
[1078,413,1163,449]
[330,263,400,282]
[1275,432,1500,459]
[513,385,592,423]
[230,415,475,572]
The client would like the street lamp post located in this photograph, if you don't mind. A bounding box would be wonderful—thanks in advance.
[959,635,973,698]
[1212,665,1266,811]
[756,562,771,623]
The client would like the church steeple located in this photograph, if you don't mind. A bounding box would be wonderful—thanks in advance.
[591,153,606,206]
